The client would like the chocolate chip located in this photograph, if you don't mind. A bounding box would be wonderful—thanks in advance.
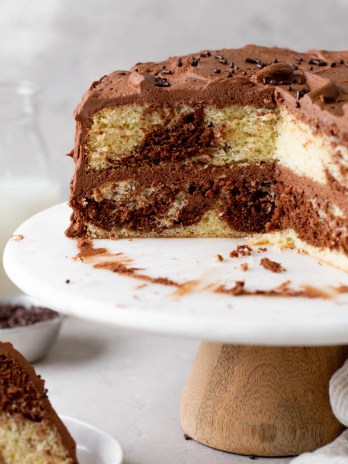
[214,68,221,74]
[177,58,183,67]
[227,72,234,78]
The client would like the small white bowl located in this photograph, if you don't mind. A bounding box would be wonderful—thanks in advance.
[0,294,64,363]
[61,415,123,464]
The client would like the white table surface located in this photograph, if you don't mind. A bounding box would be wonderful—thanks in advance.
[36,316,291,464]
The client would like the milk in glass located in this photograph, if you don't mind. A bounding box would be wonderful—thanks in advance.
[0,82,60,295]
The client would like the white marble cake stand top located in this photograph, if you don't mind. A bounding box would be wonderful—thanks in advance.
[4,202,348,346]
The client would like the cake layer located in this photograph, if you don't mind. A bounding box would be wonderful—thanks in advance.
[68,162,348,259]
[0,413,73,464]
[75,104,348,194]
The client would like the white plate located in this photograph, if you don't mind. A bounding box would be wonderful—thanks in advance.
[4,202,348,346]
[61,415,123,464]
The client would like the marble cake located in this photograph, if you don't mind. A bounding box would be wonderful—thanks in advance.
[0,342,77,463]
[67,45,348,269]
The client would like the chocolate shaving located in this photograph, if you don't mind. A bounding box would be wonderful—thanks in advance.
[253,62,295,84]
[0,304,58,329]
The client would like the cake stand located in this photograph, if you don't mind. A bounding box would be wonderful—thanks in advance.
[4,203,348,457]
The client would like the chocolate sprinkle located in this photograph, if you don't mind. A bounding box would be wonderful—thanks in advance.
[245,57,262,64]
[154,77,171,87]
[0,304,59,329]
[190,57,199,67]
[308,58,327,66]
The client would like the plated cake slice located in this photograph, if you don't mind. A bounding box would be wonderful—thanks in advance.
[67,45,348,269]
[0,342,77,463]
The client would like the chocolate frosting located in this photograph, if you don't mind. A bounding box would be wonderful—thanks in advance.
[75,44,348,142]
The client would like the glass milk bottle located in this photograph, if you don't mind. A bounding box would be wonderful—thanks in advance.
[0,81,61,295]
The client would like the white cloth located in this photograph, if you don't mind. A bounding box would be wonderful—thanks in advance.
[292,359,348,463]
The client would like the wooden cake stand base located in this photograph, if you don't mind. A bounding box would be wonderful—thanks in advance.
[181,343,347,457]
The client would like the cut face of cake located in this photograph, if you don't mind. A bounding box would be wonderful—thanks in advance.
[0,342,77,463]
[67,45,348,269]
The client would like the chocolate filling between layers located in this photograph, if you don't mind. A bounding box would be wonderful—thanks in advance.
[68,162,348,254]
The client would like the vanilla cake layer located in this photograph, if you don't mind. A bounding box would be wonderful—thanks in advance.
[0,413,74,464]
[85,105,348,186]
[68,46,348,269]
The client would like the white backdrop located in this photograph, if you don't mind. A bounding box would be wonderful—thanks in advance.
[1,0,347,196]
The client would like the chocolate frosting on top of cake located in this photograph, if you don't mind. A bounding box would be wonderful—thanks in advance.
[75,44,348,142]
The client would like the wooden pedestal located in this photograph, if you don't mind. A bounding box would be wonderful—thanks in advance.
[180,343,347,457]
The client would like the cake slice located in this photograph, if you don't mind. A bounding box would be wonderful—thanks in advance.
[67,45,348,269]
[0,342,77,463]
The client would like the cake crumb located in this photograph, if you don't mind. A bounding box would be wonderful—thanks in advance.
[184,434,192,441]
[260,257,285,273]
[11,234,24,241]
[229,245,252,258]
[258,247,267,253]
[240,263,249,272]
[216,254,224,262]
